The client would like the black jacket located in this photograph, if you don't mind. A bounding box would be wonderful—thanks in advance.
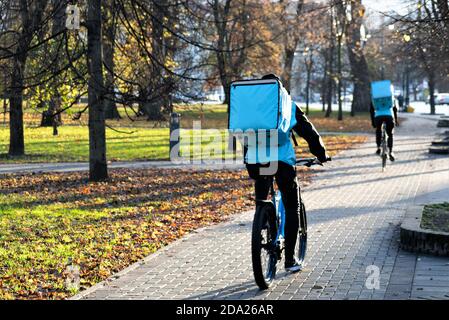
[292,104,327,162]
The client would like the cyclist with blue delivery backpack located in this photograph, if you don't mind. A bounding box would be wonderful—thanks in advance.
[230,73,329,272]
[370,80,399,161]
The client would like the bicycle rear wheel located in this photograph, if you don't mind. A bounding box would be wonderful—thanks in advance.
[251,203,277,290]
[295,200,307,266]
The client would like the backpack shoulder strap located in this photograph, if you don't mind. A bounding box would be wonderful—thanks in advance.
[291,132,299,147]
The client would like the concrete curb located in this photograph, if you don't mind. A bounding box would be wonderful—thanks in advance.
[400,206,449,256]
[437,119,449,128]
[429,146,449,154]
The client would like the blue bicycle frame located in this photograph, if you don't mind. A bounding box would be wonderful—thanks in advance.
[274,191,286,243]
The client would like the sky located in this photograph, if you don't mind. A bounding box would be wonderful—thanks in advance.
[362,0,415,27]
[363,0,412,16]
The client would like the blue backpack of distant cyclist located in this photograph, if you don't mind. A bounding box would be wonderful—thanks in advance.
[371,80,394,118]
[228,79,297,165]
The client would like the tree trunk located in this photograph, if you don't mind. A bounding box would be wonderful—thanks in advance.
[283,48,295,92]
[222,80,231,106]
[87,0,108,181]
[9,0,49,156]
[9,59,25,156]
[325,6,335,118]
[162,2,178,114]
[137,88,166,121]
[325,46,334,118]
[305,55,313,115]
[211,0,252,105]
[280,0,303,93]
[346,0,371,113]
[350,73,371,113]
[405,68,410,107]
[441,0,449,67]
[321,55,327,112]
[103,3,120,120]
[141,100,166,121]
[337,35,343,121]
[42,0,66,129]
[305,69,311,115]
[412,83,418,101]
[213,0,232,106]
[428,71,436,115]
[145,0,166,121]
[437,0,449,33]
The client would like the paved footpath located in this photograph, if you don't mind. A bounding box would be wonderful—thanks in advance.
[74,114,449,300]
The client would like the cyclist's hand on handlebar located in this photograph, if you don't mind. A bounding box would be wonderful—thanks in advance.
[317,155,332,164]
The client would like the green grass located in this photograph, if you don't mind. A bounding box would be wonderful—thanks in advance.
[0,193,120,298]
[0,126,168,162]
[0,190,159,299]
[0,125,239,163]
[421,202,449,233]
[0,103,372,163]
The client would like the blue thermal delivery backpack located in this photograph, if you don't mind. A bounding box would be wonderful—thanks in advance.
[228,79,297,165]
[371,80,394,118]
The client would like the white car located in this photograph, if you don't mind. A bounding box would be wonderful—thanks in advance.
[428,93,449,105]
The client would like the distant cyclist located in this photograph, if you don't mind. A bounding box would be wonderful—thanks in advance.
[370,82,399,161]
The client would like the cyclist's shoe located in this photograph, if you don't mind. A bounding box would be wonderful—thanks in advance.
[389,152,396,162]
[285,257,302,273]
[375,148,381,155]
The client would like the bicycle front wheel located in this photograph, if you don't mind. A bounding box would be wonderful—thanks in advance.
[251,204,277,290]
[381,125,388,171]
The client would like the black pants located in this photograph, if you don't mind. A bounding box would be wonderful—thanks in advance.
[246,161,299,262]
[375,116,395,150]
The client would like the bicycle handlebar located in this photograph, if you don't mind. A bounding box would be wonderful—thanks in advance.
[296,157,332,167]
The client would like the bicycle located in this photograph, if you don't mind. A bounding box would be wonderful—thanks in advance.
[251,157,329,290]
[380,122,388,171]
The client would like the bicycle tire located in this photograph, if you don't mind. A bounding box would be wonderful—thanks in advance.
[251,204,277,290]
[296,200,308,266]
[381,124,388,171]
[382,153,387,171]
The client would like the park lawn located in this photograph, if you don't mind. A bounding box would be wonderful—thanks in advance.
[0,121,367,164]
[0,104,239,163]
[1,103,372,131]
[305,110,372,132]
[0,126,170,163]
[0,103,371,163]
[1,103,231,129]
[0,126,236,163]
